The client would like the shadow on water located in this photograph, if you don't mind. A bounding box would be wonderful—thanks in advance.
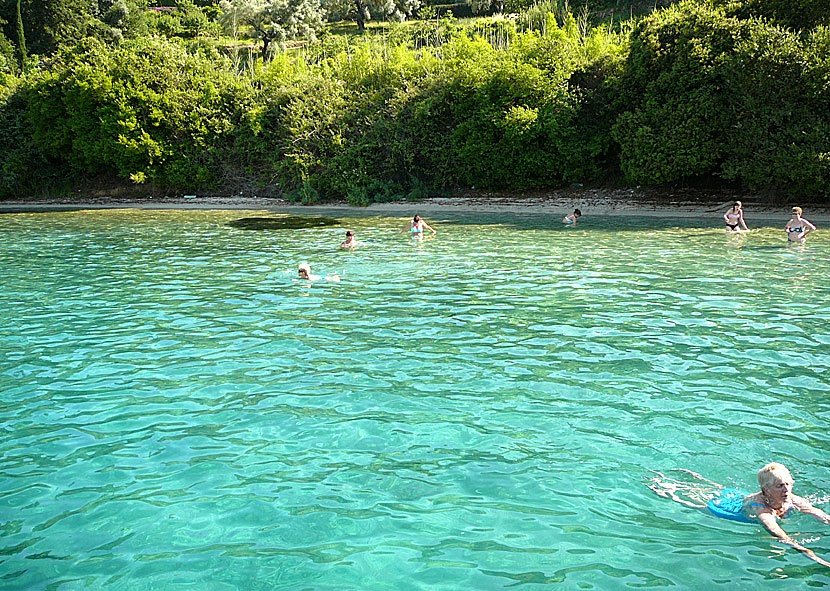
[227,216,340,231]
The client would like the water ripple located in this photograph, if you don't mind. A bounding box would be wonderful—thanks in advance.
[1,210,829,589]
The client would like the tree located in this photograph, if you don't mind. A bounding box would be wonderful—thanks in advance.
[713,0,830,31]
[219,0,323,62]
[324,0,419,31]
[14,0,25,65]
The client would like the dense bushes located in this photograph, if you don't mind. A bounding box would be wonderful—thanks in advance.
[22,37,251,190]
[1,1,829,201]
[613,1,830,195]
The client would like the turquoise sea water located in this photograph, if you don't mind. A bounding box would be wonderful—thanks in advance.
[1,208,829,590]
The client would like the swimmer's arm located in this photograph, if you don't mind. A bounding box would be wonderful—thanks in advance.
[422,222,437,234]
[758,512,830,567]
[794,496,830,525]
[739,211,748,230]
[802,219,817,236]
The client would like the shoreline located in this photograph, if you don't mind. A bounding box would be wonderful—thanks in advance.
[2,189,829,222]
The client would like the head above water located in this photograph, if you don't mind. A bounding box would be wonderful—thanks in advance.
[734,201,742,209]
[298,263,311,276]
[792,206,803,216]
[574,209,582,217]
[345,230,354,237]
[413,215,420,223]
[758,462,793,491]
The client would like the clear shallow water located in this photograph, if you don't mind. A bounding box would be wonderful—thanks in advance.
[1,208,829,590]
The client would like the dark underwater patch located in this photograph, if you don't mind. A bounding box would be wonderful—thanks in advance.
[227,216,340,230]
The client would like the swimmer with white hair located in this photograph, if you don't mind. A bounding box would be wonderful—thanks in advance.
[297,263,341,282]
[648,463,830,567]
[297,263,322,282]
[734,463,829,566]
[785,207,816,243]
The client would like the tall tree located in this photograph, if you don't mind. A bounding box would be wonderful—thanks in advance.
[14,0,25,65]
[220,0,324,62]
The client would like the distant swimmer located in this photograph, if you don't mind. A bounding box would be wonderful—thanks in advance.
[785,207,816,243]
[340,230,365,249]
[723,201,748,231]
[648,463,830,567]
[563,209,582,224]
[297,263,340,282]
[401,215,436,238]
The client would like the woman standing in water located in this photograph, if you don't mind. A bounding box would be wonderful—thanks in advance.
[723,201,748,231]
[402,215,436,238]
[785,207,816,243]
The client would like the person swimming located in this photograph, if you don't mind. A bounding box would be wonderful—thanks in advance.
[785,207,816,243]
[297,263,322,282]
[297,263,340,282]
[401,215,436,238]
[648,463,830,567]
[723,201,748,231]
[339,230,365,249]
[563,209,582,224]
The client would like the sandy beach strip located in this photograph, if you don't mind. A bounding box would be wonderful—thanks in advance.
[1,189,828,223]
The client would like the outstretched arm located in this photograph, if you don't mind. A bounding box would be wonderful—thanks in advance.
[422,221,437,234]
[795,496,830,525]
[758,513,830,567]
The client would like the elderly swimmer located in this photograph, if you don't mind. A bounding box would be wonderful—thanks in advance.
[648,463,830,567]
[297,263,340,282]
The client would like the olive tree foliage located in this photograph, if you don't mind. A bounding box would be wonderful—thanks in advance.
[219,0,324,61]
[468,0,505,16]
[324,0,419,31]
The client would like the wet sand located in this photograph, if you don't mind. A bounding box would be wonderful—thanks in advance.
[2,188,828,223]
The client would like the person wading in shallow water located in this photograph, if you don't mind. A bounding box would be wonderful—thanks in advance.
[785,207,816,243]
[563,209,582,224]
[339,230,365,249]
[723,201,748,231]
[401,215,436,238]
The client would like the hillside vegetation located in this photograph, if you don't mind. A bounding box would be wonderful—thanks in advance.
[1,0,829,202]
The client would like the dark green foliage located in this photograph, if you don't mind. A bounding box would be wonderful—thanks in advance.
[719,22,830,194]
[2,1,830,201]
[714,0,830,32]
[613,1,830,195]
[21,37,251,192]
[14,0,25,64]
[612,3,736,184]
[0,19,15,74]
[0,81,69,198]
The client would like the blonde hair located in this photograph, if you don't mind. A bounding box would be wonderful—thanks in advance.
[298,263,311,274]
[792,206,802,215]
[758,462,792,490]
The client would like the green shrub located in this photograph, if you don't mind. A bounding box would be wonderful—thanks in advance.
[714,0,830,32]
[24,37,251,191]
